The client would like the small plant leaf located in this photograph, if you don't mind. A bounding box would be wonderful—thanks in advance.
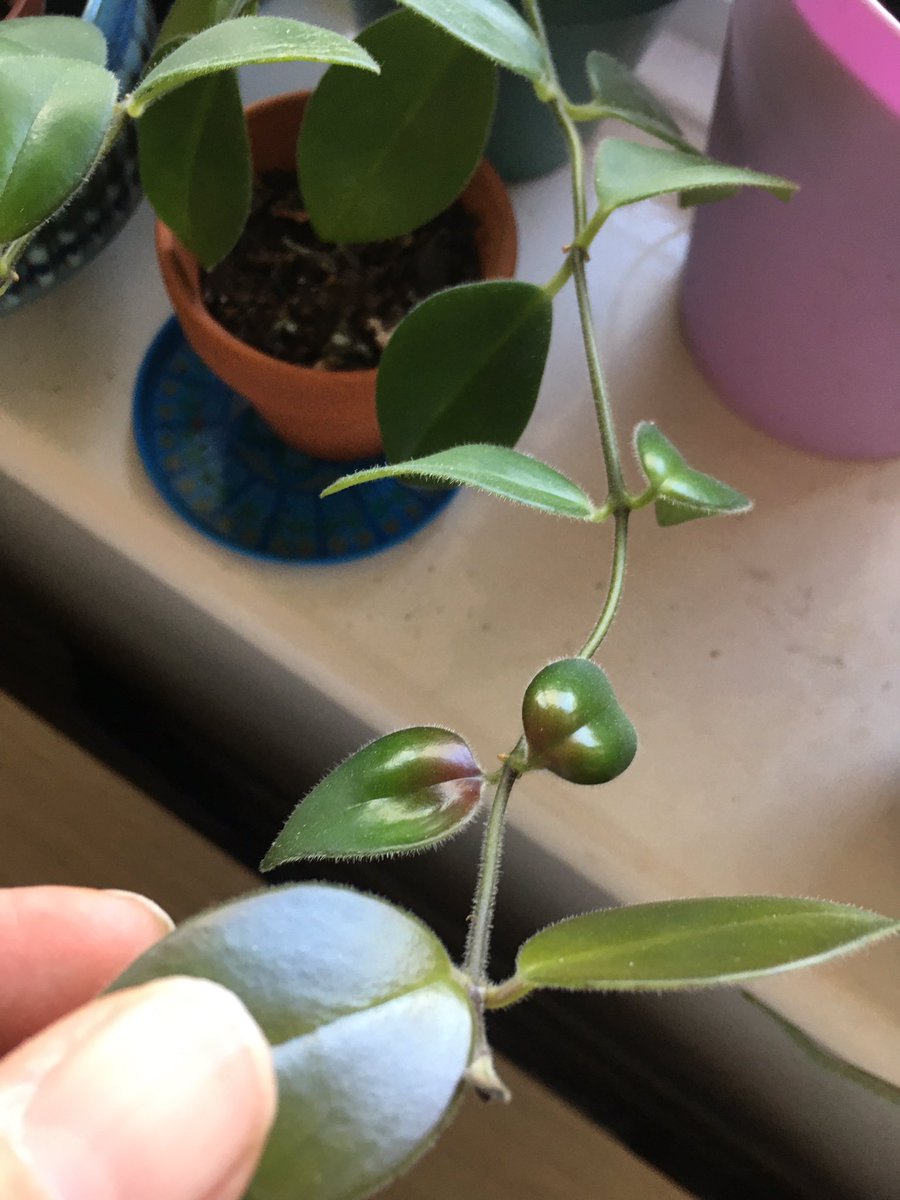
[322,445,598,520]
[744,994,900,1107]
[0,16,108,64]
[0,56,117,242]
[262,728,483,865]
[138,71,250,267]
[128,17,378,114]
[582,51,693,151]
[593,138,796,222]
[394,0,546,81]
[378,282,552,463]
[517,897,900,992]
[634,422,751,527]
[299,11,495,244]
[110,884,474,1200]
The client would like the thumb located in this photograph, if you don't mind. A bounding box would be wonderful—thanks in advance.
[0,976,277,1200]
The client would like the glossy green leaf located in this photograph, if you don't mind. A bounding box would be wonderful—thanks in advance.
[138,71,250,267]
[635,422,751,527]
[580,51,693,151]
[128,17,378,115]
[137,0,252,265]
[0,56,117,242]
[592,138,796,223]
[394,0,546,81]
[110,884,475,1200]
[299,11,495,243]
[378,282,552,463]
[322,445,598,520]
[517,897,900,992]
[0,16,107,64]
[744,994,900,1107]
[262,728,484,866]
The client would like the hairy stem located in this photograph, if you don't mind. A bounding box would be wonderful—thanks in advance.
[460,1,633,1023]
[464,757,520,985]
[523,0,630,651]
[578,508,629,659]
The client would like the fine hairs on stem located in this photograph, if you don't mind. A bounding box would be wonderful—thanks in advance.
[461,0,636,1089]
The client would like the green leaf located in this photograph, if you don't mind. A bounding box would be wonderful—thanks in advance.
[581,51,694,151]
[517,897,900,992]
[155,0,249,47]
[744,994,900,1107]
[394,0,546,81]
[634,421,751,527]
[262,727,484,866]
[0,56,117,242]
[110,884,475,1200]
[378,281,552,463]
[322,445,598,520]
[592,138,796,223]
[299,11,495,243]
[0,16,108,64]
[138,71,250,267]
[128,17,378,115]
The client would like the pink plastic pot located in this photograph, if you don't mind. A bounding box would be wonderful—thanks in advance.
[680,0,900,460]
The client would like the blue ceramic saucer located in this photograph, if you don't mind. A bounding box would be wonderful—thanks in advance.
[133,319,455,564]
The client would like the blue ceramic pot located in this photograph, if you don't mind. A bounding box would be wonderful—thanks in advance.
[0,0,157,313]
[351,0,677,182]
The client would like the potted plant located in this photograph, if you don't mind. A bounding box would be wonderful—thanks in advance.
[680,0,900,460]
[149,5,516,460]
[1,3,897,1197]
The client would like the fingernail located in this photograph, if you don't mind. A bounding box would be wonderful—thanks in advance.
[104,891,175,936]
[14,977,276,1200]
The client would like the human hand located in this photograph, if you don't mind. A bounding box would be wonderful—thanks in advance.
[0,886,276,1200]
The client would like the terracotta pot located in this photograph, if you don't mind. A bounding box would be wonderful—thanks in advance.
[4,0,45,17]
[156,90,519,462]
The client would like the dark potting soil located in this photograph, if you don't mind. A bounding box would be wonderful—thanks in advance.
[202,171,481,371]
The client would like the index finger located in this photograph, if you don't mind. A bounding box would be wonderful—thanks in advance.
[0,886,174,1055]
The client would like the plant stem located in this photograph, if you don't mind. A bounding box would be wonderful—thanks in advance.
[559,132,625,502]
[578,508,629,659]
[483,975,534,1011]
[543,253,574,300]
[460,0,634,1023]
[522,0,630,652]
[464,757,520,985]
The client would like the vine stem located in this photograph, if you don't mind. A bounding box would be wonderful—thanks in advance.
[463,756,520,985]
[460,4,633,1039]
[523,0,630,649]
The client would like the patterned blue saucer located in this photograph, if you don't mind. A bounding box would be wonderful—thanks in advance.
[134,319,456,563]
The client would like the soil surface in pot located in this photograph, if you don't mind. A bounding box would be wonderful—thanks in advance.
[202,171,481,371]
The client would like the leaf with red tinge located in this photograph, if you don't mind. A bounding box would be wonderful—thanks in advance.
[261,727,484,865]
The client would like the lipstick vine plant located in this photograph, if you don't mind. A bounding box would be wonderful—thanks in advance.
[2,2,899,1198]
